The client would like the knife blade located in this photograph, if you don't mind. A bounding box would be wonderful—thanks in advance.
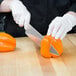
[24,24,43,47]
[24,24,58,55]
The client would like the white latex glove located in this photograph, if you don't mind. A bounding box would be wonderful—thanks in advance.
[9,0,31,27]
[47,13,76,39]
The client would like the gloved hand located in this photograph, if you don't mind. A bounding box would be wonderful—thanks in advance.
[47,13,76,39]
[9,0,31,27]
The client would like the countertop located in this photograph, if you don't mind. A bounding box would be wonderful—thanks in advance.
[0,34,76,76]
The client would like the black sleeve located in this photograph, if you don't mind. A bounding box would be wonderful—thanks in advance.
[0,0,6,32]
[69,0,76,12]
[0,0,3,4]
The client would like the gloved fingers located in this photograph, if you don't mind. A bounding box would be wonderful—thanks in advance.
[14,15,20,24]
[52,21,61,37]
[24,20,30,30]
[56,24,72,39]
[47,24,54,35]
[26,13,31,24]
[24,22,28,30]
[59,26,68,39]
[24,13,31,29]
[47,17,61,36]
[66,24,73,32]
[55,24,65,39]
[18,15,25,27]
[47,21,56,35]
[11,11,20,24]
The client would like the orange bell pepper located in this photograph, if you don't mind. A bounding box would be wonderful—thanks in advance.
[40,35,63,58]
[0,32,16,52]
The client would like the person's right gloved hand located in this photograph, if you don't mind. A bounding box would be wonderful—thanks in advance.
[9,0,31,27]
[47,13,76,40]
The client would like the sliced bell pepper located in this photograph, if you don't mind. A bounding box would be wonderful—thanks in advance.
[40,35,63,58]
[0,32,16,52]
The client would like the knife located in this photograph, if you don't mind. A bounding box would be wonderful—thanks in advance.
[24,24,59,56]
[24,24,43,47]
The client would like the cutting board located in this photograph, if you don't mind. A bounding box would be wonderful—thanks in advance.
[0,34,76,76]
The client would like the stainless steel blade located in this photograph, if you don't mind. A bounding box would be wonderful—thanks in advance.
[24,24,58,55]
[24,24,43,47]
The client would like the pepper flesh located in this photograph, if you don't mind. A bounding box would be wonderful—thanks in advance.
[40,35,63,58]
[0,32,16,52]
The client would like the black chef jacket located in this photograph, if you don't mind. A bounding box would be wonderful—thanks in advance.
[0,0,76,37]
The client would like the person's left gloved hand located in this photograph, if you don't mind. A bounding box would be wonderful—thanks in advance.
[47,13,76,39]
